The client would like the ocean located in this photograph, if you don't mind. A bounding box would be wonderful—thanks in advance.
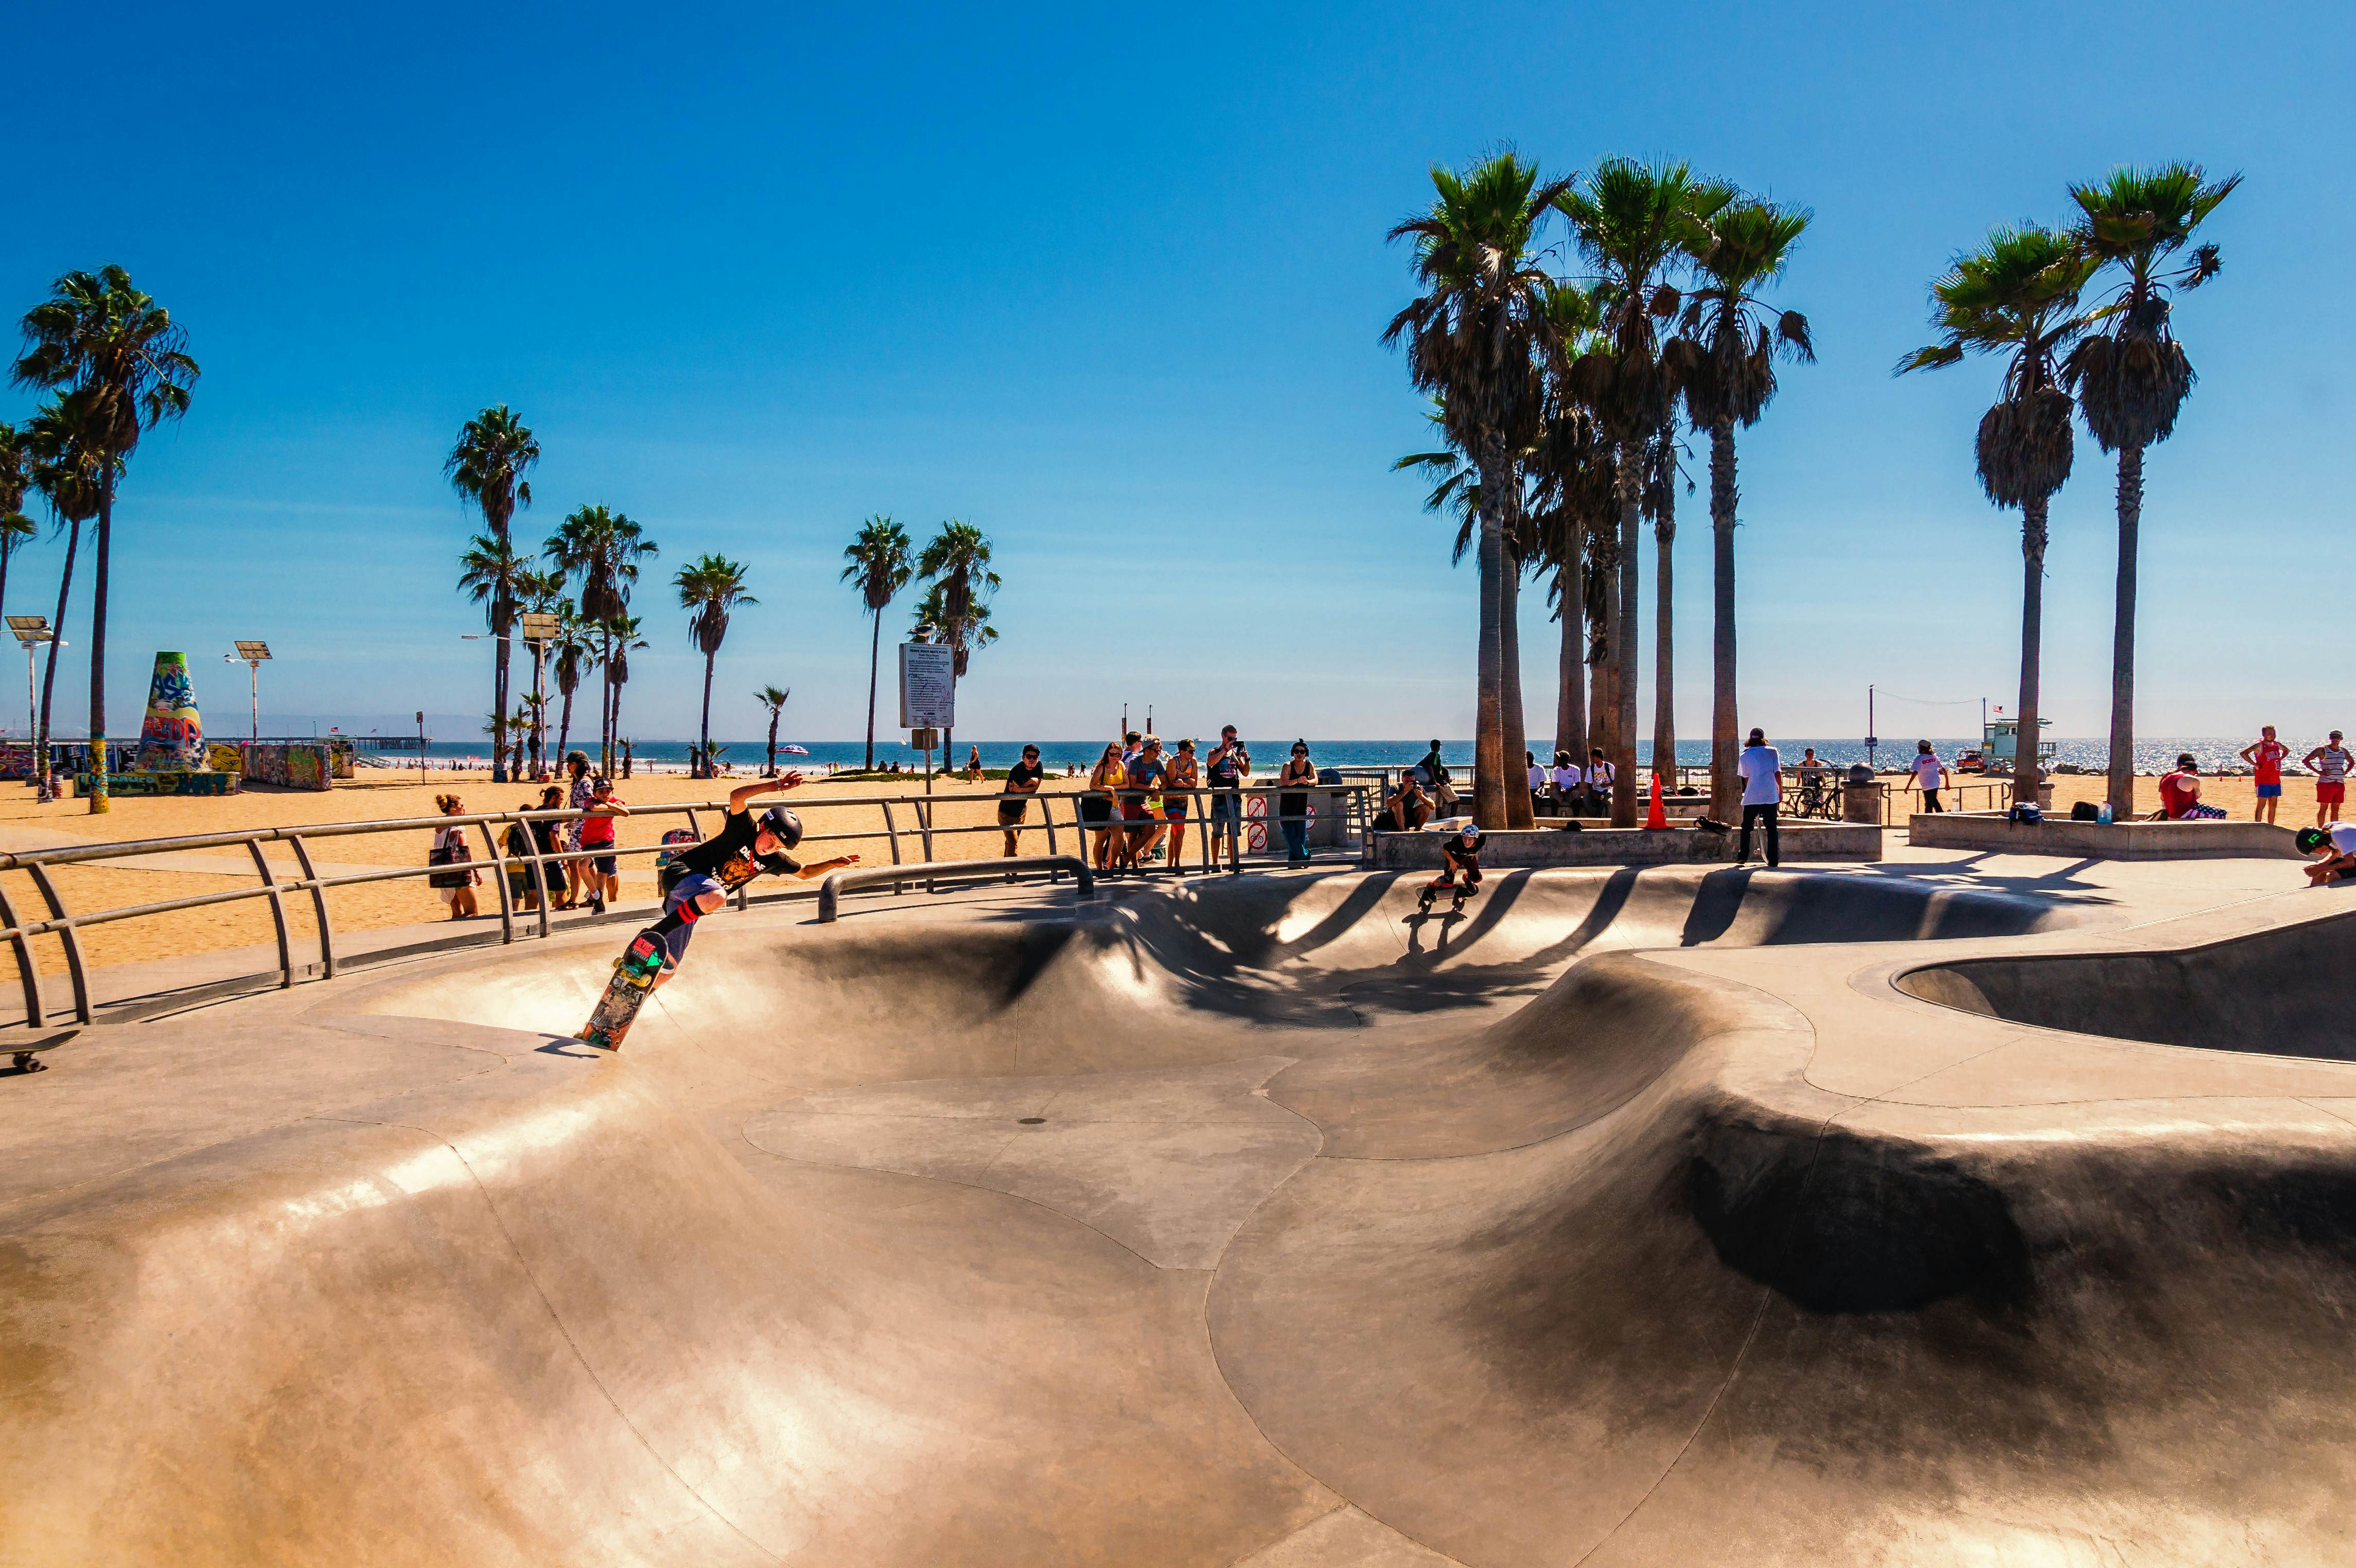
[433,735,2302,777]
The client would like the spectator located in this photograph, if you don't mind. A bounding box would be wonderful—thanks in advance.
[1164,738,1199,869]
[1550,750,1582,817]
[1909,741,1951,813]
[1417,738,1456,814]
[2242,726,2289,825]
[1587,748,1616,815]
[2157,753,2226,820]
[1085,743,1129,871]
[558,750,594,908]
[1206,725,1252,859]
[1374,771,1430,834]
[1122,730,1144,765]
[578,777,628,913]
[965,744,983,782]
[1735,728,1782,868]
[503,788,565,912]
[1277,741,1318,866]
[2297,824,2356,885]
[428,794,480,921]
[1125,736,1169,867]
[2306,731,2352,829]
[999,744,1045,867]
[1525,750,1547,819]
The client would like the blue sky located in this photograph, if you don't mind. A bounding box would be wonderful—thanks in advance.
[4,1,2347,747]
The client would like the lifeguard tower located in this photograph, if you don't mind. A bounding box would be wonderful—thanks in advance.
[1982,713,2054,776]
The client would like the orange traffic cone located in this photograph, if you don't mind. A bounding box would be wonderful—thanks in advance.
[1644,771,1669,831]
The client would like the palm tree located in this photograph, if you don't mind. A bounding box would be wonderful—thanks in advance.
[23,393,102,800]
[1902,225,2096,808]
[2063,164,2239,819]
[1679,197,1815,819]
[914,521,999,766]
[551,601,595,767]
[10,266,200,813]
[1385,152,1572,829]
[0,421,33,628]
[1527,281,1619,791]
[675,554,756,778]
[544,504,655,774]
[840,516,915,771]
[1557,160,1727,825]
[457,531,529,748]
[756,684,791,773]
[911,581,998,750]
[602,614,649,761]
[443,406,538,782]
[513,565,567,777]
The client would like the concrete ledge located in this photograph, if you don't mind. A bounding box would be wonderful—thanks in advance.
[1906,812,2304,861]
[1370,823,1882,869]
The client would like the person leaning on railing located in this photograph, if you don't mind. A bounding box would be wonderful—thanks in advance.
[1085,743,1127,872]
[998,745,1045,873]
[1205,726,1251,859]
[1278,741,1317,866]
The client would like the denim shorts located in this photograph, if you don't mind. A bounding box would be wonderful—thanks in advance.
[657,872,725,962]
[1207,791,1242,826]
[591,854,617,876]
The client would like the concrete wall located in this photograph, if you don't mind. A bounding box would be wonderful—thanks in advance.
[1371,823,1882,869]
[1907,811,2304,861]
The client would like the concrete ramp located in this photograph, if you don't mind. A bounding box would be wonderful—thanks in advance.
[5,866,2350,1565]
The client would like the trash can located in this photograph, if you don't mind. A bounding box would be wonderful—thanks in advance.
[1842,763,1885,824]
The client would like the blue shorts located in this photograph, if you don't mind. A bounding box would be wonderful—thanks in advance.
[1208,791,1242,826]
[2257,783,2282,799]
[657,872,725,963]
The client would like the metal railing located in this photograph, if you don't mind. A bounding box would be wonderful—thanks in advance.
[819,856,1094,922]
[0,782,1375,1035]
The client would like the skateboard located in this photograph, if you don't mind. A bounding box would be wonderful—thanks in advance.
[1417,877,1481,915]
[5,1029,76,1074]
[579,930,669,1051]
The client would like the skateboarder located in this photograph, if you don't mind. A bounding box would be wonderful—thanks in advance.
[1418,823,1485,912]
[2296,824,2356,886]
[581,773,858,1049]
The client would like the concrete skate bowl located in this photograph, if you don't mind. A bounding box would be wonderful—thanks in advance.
[1895,904,2356,1059]
[21,867,2352,1567]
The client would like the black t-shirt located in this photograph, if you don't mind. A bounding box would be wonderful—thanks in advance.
[1420,752,1450,786]
[1207,744,1247,785]
[1442,831,1484,868]
[1004,760,1044,795]
[675,807,799,889]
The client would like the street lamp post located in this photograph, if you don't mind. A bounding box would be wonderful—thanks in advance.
[8,616,55,798]
[517,613,558,779]
[229,642,272,744]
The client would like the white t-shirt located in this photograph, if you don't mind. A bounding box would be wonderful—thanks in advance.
[1912,753,1944,787]
[1552,764,1583,791]
[1589,761,1615,789]
[1527,764,1548,789]
[1738,746,1782,807]
[2329,823,2356,857]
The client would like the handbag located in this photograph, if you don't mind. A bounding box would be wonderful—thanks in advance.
[428,833,474,888]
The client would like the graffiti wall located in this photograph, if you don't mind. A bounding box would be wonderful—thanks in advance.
[206,743,245,774]
[133,652,207,772]
[79,768,236,797]
[243,743,333,791]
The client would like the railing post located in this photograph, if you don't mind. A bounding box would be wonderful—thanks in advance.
[288,835,337,979]
[1042,794,1060,877]
[0,878,47,1028]
[481,817,516,944]
[880,800,904,894]
[25,865,90,1025]
[245,839,295,988]
[916,797,936,894]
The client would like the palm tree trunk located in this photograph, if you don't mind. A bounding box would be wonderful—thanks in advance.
[1613,468,1641,827]
[767,713,780,774]
[1471,435,1509,830]
[1709,420,1740,822]
[1500,550,1533,830]
[87,483,112,814]
[37,517,80,801]
[699,651,715,778]
[1652,461,1676,798]
[1592,523,1617,787]
[2013,498,2049,810]
[865,608,883,770]
[557,685,574,768]
[2105,444,2143,818]
[491,589,511,784]
[1556,550,1587,785]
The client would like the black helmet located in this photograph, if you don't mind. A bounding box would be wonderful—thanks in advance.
[759,806,803,850]
[2297,827,2331,854]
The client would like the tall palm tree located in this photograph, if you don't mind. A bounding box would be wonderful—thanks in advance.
[551,601,595,767]
[0,421,33,630]
[1679,197,1815,819]
[675,554,756,778]
[602,614,648,762]
[544,504,655,774]
[915,521,999,766]
[1527,282,1618,795]
[1557,160,1727,825]
[10,266,200,813]
[23,393,103,800]
[911,580,998,761]
[457,531,529,745]
[1385,152,1572,829]
[2063,163,2239,818]
[756,685,791,773]
[444,406,538,782]
[1902,225,2096,808]
[840,516,914,770]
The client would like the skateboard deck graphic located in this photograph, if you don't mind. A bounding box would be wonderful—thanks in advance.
[579,932,666,1051]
